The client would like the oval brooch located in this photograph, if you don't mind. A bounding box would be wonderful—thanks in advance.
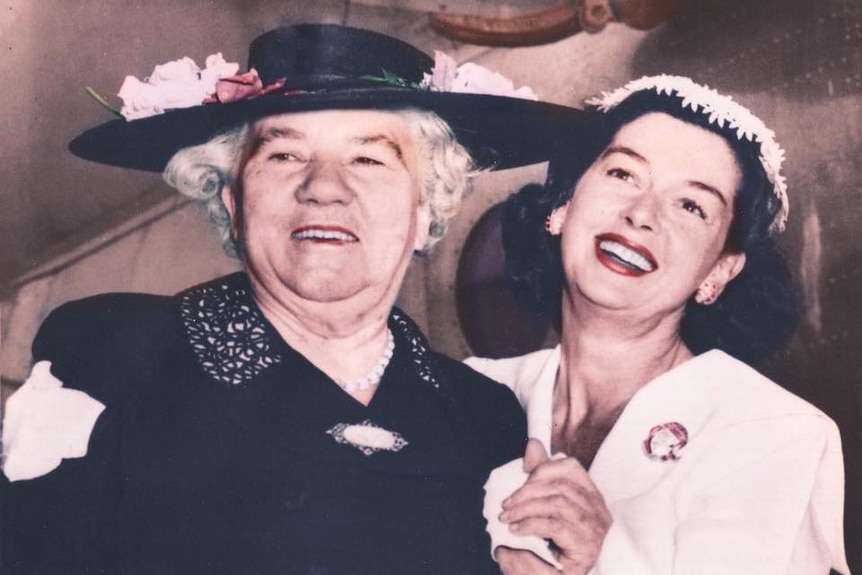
[643,421,688,461]
[327,419,409,456]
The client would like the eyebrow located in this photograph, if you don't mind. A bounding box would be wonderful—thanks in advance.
[353,134,405,163]
[601,145,730,206]
[248,129,406,166]
[685,180,729,206]
[249,127,305,156]
[601,145,648,164]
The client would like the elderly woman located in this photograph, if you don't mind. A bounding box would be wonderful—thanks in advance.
[0,24,585,575]
[469,76,850,574]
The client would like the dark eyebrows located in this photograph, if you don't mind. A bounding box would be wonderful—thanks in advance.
[600,145,648,164]
[686,180,729,206]
[602,145,731,206]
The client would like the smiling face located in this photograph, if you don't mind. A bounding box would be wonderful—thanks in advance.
[222,109,430,313]
[552,112,746,319]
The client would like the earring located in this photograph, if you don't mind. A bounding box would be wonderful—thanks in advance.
[545,210,564,236]
[695,282,719,305]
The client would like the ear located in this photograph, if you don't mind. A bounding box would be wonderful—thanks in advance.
[413,203,432,251]
[547,203,569,236]
[699,251,746,302]
[221,185,240,239]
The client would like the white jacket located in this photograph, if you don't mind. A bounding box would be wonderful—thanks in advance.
[467,348,850,574]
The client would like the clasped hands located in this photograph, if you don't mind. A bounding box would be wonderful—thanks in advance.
[496,439,612,574]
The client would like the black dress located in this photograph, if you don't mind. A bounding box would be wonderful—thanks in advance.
[2,273,526,575]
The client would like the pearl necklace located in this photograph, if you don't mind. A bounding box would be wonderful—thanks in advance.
[337,329,395,393]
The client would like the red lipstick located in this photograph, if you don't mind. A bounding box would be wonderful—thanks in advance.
[594,233,658,277]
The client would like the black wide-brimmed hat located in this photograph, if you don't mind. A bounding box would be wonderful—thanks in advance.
[69,24,586,172]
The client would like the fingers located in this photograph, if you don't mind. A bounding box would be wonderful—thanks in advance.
[496,547,559,575]
[502,485,597,525]
[506,456,602,509]
[501,492,610,547]
[499,454,612,572]
[522,438,550,473]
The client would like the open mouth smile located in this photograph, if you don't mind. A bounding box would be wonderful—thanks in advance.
[595,233,658,276]
[291,225,359,244]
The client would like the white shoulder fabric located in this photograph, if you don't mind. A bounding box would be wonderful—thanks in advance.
[2,361,105,482]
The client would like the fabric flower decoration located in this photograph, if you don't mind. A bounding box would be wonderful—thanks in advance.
[421,51,538,100]
[2,361,106,481]
[203,69,287,104]
[586,74,788,232]
[643,421,688,461]
[117,53,240,120]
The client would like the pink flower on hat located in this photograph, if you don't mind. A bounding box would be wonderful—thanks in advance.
[644,421,688,461]
[204,69,287,105]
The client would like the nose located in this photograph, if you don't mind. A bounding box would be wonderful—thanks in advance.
[296,160,353,205]
[621,192,659,232]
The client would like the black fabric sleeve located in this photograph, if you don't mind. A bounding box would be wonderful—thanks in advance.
[433,357,527,575]
[2,293,171,575]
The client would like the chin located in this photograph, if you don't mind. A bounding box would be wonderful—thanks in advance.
[291,279,364,303]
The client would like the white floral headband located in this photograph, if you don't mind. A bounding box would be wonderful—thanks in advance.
[586,75,788,234]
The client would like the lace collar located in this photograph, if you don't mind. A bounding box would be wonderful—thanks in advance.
[178,273,440,389]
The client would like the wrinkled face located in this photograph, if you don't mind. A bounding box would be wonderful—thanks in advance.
[223,109,429,308]
[554,112,745,317]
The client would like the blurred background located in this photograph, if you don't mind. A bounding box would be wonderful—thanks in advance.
[0,0,859,569]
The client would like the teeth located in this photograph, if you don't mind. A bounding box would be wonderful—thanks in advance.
[292,229,357,241]
[599,240,655,272]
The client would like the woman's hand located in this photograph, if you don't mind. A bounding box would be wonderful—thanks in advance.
[499,439,612,574]
[497,546,563,574]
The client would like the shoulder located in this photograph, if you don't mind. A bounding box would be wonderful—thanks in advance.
[631,350,833,426]
[626,350,843,474]
[690,350,833,424]
[434,353,526,415]
[34,292,177,360]
[33,274,248,365]
[463,347,559,403]
[30,279,234,398]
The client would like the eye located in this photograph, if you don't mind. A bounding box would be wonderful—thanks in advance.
[352,156,385,166]
[679,198,707,220]
[606,167,636,184]
[268,152,303,162]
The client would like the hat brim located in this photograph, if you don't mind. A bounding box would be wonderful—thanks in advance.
[68,88,586,172]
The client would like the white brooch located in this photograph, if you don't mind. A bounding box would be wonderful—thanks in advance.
[643,421,688,461]
[327,419,408,456]
[587,74,789,234]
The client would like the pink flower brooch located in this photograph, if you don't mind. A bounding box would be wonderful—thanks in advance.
[643,422,688,461]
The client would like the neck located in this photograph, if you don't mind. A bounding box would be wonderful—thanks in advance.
[247,273,399,405]
[555,297,692,424]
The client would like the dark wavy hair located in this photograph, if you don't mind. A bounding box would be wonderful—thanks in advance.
[502,90,800,365]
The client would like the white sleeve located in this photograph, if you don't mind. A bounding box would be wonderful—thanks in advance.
[463,355,521,392]
[669,415,849,575]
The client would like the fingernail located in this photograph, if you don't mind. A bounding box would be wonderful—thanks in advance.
[509,522,521,533]
[498,511,509,522]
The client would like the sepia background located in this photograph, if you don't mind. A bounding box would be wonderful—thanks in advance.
[1,0,859,570]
